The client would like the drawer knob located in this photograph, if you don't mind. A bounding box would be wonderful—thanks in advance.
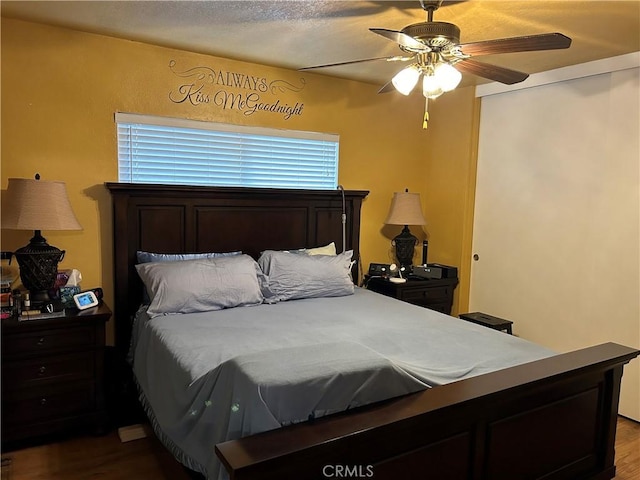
[40,398,47,406]
[38,366,47,375]
[36,337,46,346]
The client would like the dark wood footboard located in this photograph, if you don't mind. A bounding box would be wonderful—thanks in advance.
[216,342,639,480]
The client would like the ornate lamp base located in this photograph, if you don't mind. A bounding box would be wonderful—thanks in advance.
[14,230,65,304]
[392,225,418,269]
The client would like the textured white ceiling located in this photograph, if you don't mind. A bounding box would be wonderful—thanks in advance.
[2,1,639,88]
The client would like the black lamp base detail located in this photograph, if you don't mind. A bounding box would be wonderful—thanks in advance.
[14,230,65,302]
[392,225,418,269]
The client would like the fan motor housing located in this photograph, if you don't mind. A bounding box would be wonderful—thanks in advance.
[401,21,460,50]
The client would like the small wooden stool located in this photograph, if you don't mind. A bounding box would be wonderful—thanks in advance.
[459,312,513,334]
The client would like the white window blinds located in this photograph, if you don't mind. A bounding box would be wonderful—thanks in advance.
[116,113,339,189]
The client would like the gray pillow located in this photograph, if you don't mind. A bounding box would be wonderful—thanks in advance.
[258,250,354,302]
[136,250,241,264]
[136,250,242,303]
[136,254,264,318]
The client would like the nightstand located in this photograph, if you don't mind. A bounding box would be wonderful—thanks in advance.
[1,303,111,448]
[366,276,458,314]
[459,312,513,334]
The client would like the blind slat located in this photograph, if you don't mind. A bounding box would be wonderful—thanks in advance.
[117,116,338,189]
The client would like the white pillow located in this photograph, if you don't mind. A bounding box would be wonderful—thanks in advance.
[305,242,337,256]
[136,254,263,317]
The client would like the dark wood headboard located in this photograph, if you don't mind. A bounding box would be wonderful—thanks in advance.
[105,183,368,355]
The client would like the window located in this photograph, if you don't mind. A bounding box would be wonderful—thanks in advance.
[116,113,339,189]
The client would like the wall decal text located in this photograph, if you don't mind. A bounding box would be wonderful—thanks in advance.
[168,60,305,120]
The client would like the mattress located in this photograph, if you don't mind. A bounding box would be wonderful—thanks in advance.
[130,287,555,479]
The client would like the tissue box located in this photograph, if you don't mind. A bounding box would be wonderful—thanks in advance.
[59,286,81,308]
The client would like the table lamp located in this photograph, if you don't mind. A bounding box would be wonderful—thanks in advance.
[384,189,426,269]
[1,175,82,304]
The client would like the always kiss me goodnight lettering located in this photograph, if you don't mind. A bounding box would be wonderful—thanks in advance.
[168,60,306,120]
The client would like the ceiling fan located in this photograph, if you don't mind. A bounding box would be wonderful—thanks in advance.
[299,0,571,129]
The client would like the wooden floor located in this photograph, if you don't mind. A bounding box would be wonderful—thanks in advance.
[615,416,640,480]
[1,416,638,479]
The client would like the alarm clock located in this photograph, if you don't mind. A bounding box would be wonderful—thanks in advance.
[73,290,99,310]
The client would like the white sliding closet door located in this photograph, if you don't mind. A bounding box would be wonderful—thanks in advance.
[470,63,639,420]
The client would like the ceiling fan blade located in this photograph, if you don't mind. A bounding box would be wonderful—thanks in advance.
[455,58,529,84]
[378,80,396,94]
[298,55,410,71]
[458,33,571,57]
[370,28,429,51]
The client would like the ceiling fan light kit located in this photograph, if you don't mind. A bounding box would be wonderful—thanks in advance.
[392,53,462,100]
[433,63,462,92]
[299,0,571,129]
[392,65,421,95]
[422,72,444,99]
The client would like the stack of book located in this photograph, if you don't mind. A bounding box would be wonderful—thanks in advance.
[1,252,15,318]
[0,277,13,319]
[19,308,66,321]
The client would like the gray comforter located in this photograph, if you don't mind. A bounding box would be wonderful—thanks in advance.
[131,287,554,479]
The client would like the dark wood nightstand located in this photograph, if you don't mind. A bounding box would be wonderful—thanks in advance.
[459,312,513,334]
[366,276,458,314]
[1,303,111,448]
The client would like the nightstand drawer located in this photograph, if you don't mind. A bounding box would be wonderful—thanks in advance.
[400,286,452,304]
[423,302,451,314]
[2,382,96,426]
[366,276,458,315]
[3,351,95,389]
[2,326,95,356]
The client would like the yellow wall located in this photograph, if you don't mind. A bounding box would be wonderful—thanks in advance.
[1,18,479,342]
[424,87,481,317]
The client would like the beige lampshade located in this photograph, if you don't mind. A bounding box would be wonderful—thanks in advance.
[2,178,82,231]
[384,191,426,226]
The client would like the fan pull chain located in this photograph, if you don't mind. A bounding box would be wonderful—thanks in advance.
[422,98,430,129]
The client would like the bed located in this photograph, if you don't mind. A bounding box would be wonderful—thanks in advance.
[106,182,638,480]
